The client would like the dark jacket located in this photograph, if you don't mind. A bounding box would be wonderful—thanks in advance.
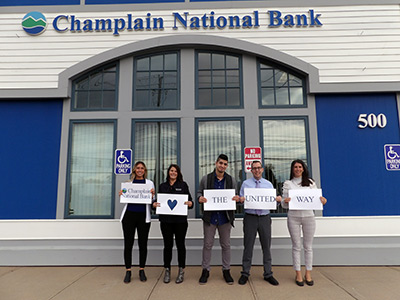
[197,170,237,226]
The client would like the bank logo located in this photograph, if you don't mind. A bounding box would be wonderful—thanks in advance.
[22,12,47,35]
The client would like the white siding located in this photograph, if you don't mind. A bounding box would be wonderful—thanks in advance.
[2,5,400,89]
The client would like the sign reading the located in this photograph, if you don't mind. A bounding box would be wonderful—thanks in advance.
[115,149,132,175]
[243,188,277,210]
[384,144,400,171]
[288,189,323,210]
[203,189,236,211]
[244,147,262,173]
[156,193,188,216]
[120,182,152,204]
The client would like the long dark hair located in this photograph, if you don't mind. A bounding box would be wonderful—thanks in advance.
[289,159,313,187]
[166,164,183,183]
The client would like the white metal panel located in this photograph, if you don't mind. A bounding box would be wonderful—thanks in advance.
[2,5,400,89]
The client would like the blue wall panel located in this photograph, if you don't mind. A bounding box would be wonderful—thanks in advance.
[316,93,400,216]
[0,100,63,219]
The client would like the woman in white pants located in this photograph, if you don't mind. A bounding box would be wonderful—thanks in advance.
[279,159,327,286]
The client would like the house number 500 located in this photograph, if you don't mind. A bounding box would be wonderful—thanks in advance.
[358,113,387,129]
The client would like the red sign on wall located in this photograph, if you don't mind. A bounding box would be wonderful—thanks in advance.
[244,147,262,173]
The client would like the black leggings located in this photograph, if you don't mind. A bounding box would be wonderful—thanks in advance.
[160,222,188,269]
[122,211,151,269]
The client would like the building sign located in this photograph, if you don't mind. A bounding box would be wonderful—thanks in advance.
[114,149,132,175]
[384,144,400,171]
[22,9,323,36]
[244,146,262,173]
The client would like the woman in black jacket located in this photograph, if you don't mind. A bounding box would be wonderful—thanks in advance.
[153,164,193,284]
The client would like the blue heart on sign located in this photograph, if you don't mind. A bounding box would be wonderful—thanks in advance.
[167,199,178,210]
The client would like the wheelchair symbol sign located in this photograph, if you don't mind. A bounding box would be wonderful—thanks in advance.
[115,149,132,175]
[384,144,400,171]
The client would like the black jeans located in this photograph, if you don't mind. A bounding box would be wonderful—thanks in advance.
[122,210,151,269]
[160,222,188,269]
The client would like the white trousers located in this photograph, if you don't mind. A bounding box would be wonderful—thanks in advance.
[287,216,316,271]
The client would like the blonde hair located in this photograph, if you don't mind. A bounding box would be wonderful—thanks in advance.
[130,161,148,181]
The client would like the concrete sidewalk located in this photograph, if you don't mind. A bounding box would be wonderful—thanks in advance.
[1,266,399,300]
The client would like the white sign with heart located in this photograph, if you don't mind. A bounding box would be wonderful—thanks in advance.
[156,193,189,216]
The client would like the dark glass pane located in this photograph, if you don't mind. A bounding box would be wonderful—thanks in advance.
[135,72,149,89]
[198,70,211,88]
[162,89,178,108]
[164,53,177,70]
[76,78,89,90]
[137,57,149,71]
[226,70,239,87]
[75,91,89,109]
[198,53,211,69]
[149,72,164,89]
[290,87,304,105]
[226,88,240,106]
[103,91,116,108]
[274,70,288,87]
[212,88,225,106]
[135,90,149,108]
[289,74,303,87]
[212,54,224,69]
[260,69,274,87]
[226,55,239,69]
[103,72,116,90]
[276,86,289,105]
[213,70,225,87]
[89,72,102,90]
[105,65,116,72]
[88,91,102,108]
[151,55,163,70]
[198,89,212,107]
[163,72,177,89]
[150,89,165,107]
[260,63,272,68]
[261,88,275,106]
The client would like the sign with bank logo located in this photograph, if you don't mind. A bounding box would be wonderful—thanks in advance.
[156,193,188,216]
[120,182,152,204]
[384,144,400,171]
[288,189,323,210]
[114,149,132,175]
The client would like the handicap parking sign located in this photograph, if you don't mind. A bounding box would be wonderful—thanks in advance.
[384,144,400,171]
[115,149,132,175]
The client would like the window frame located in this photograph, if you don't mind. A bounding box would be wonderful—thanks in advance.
[71,62,119,111]
[259,115,311,217]
[194,117,245,218]
[257,59,307,109]
[64,119,117,219]
[195,50,244,110]
[132,51,181,111]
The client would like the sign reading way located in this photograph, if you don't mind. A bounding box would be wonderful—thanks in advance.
[288,189,323,210]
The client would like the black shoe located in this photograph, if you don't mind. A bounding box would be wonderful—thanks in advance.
[139,269,147,282]
[264,276,279,286]
[223,269,234,285]
[199,269,209,284]
[295,277,304,286]
[123,270,131,283]
[238,275,248,285]
[304,277,314,286]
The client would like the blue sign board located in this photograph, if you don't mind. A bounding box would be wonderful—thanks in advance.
[384,144,400,171]
[115,149,132,175]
